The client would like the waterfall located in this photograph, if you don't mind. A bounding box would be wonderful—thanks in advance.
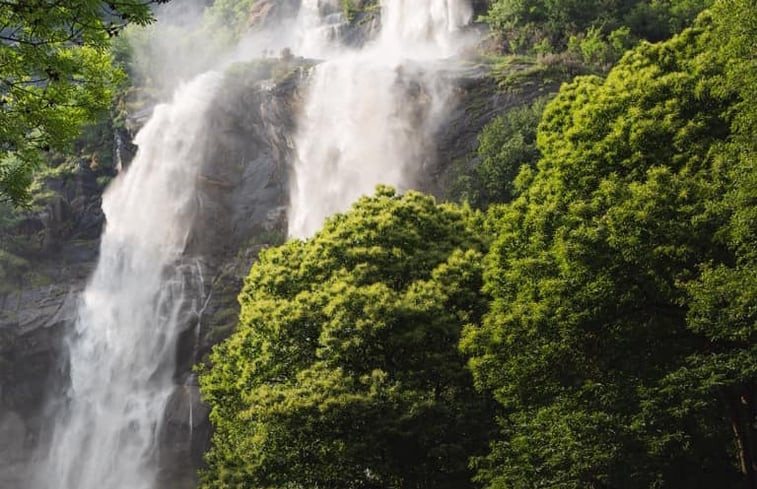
[287,0,473,238]
[28,1,476,486]
[294,0,346,58]
[34,72,221,489]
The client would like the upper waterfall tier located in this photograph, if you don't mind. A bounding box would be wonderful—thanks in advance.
[287,0,475,238]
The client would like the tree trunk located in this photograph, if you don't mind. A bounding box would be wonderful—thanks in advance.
[727,384,757,489]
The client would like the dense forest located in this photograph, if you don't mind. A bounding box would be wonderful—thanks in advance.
[0,0,754,488]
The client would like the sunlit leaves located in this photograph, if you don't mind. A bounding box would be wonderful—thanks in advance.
[466,6,755,487]
[0,1,160,204]
[200,188,495,489]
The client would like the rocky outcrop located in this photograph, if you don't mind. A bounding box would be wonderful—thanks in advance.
[247,0,300,31]
[428,61,564,197]
[0,157,107,487]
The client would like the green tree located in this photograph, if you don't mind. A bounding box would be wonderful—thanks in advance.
[675,1,757,485]
[457,96,547,208]
[0,1,163,205]
[463,6,755,488]
[199,187,497,489]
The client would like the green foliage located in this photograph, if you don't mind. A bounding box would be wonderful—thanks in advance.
[204,0,255,37]
[0,1,161,205]
[624,0,714,40]
[482,0,711,66]
[199,187,496,489]
[675,2,757,481]
[340,0,360,21]
[339,0,380,22]
[455,96,548,208]
[464,6,755,487]
[566,26,633,69]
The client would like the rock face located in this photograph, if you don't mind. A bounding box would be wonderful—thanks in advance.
[155,59,305,488]
[247,0,300,31]
[0,158,107,487]
[0,42,560,489]
[428,63,564,197]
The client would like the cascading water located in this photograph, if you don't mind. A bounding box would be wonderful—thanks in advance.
[34,72,221,489]
[26,2,476,486]
[295,0,345,58]
[288,0,473,238]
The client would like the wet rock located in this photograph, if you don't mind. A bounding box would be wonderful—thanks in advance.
[424,61,564,198]
[157,376,210,489]
[0,265,89,489]
[0,411,28,489]
[155,60,302,487]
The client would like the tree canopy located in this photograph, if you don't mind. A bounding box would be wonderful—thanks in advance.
[480,0,712,66]
[0,0,164,205]
[199,187,497,489]
[463,5,756,488]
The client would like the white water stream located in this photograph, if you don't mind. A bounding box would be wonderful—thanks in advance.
[288,0,473,237]
[34,72,221,489]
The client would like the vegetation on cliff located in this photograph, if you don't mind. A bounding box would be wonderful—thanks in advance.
[200,1,755,488]
[453,96,548,208]
[481,0,711,56]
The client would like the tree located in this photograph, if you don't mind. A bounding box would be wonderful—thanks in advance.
[0,0,165,205]
[677,1,757,485]
[199,187,497,489]
[456,96,547,208]
[463,5,755,487]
